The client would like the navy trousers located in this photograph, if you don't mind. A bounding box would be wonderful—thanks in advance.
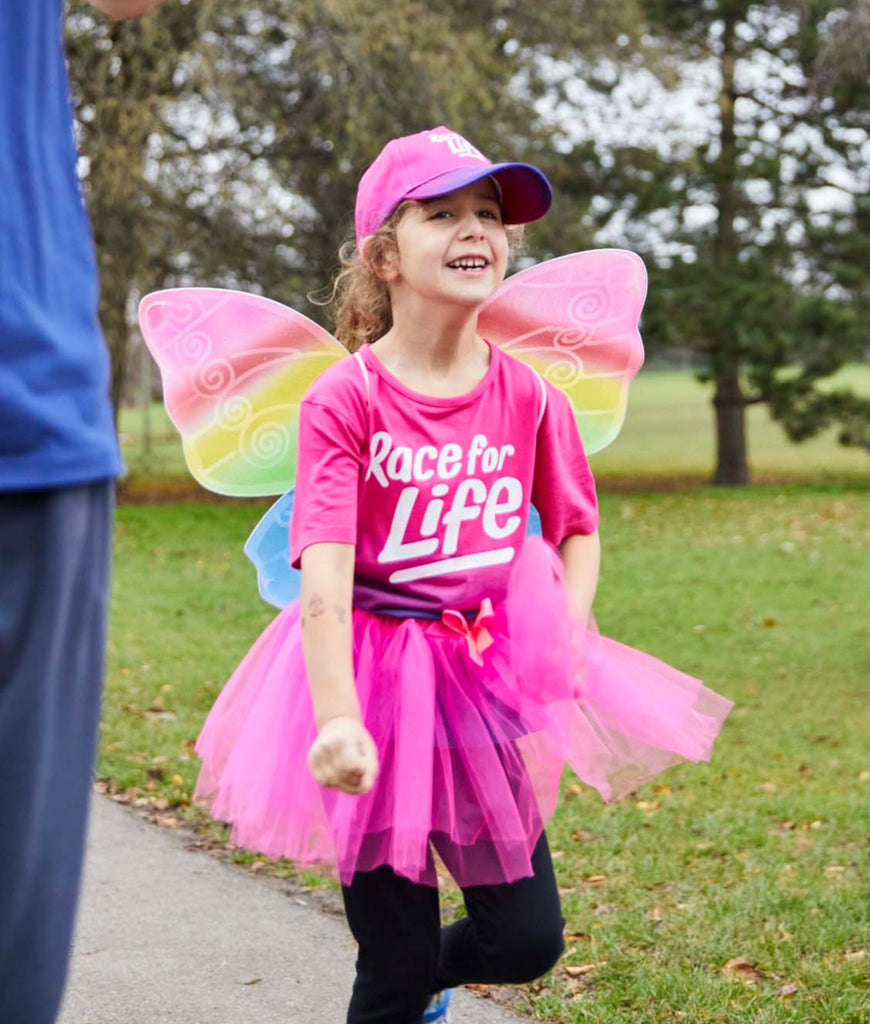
[0,481,113,1024]
[342,833,565,1024]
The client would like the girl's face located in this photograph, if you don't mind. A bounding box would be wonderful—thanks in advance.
[383,178,509,310]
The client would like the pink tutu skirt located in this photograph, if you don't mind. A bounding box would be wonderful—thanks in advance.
[195,538,732,887]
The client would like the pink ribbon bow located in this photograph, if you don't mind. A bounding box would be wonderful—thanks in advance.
[441,598,496,666]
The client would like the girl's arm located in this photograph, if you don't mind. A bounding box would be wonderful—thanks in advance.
[559,530,601,622]
[300,542,378,795]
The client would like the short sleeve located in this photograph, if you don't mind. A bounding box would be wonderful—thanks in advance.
[532,383,599,545]
[289,399,363,567]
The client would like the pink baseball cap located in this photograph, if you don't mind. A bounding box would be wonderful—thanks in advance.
[354,126,552,244]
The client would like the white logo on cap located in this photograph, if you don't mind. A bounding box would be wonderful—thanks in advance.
[428,132,487,162]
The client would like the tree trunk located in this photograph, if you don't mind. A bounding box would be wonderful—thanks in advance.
[712,363,748,486]
[711,4,749,485]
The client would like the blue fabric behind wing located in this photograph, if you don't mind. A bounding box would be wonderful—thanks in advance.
[244,491,543,610]
[244,490,301,609]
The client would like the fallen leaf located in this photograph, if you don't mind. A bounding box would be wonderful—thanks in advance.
[722,957,766,984]
[571,829,593,842]
[592,903,619,915]
[844,949,868,961]
[584,874,607,886]
[564,963,598,977]
[778,982,799,996]
[759,781,777,793]
[238,978,261,986]
[648,905,664,922]
[636,800,660,811]
[145,710,177,722]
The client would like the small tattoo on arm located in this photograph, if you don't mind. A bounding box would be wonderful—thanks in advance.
[309,595,325,618]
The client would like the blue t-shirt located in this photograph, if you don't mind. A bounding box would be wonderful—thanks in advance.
[0,0,122,490]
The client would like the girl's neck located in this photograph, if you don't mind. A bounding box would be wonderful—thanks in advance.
[370,300,491,397]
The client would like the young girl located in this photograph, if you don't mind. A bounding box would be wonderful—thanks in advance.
[194,127,733,1024]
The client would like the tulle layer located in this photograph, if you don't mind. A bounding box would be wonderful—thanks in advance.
[195,537,732,887]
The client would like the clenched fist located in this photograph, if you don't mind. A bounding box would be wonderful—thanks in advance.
[307,716,379,795]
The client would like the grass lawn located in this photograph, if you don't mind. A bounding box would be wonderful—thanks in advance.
[591,365,870,483]
[103,487,870,1023]
[117,365,870,488]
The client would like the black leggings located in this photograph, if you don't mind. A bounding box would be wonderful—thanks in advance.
[341,832,565,1024]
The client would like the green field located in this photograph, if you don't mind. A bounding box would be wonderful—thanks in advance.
[103,487,870,1023]
[119,366,870,488]
[590,365,870,482]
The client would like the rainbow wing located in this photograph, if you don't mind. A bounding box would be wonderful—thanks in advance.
[479,249,646,453]
[138,289,348,496]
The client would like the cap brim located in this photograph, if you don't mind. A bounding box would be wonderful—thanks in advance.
[404,162,552,225]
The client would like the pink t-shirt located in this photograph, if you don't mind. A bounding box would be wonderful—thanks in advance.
[290,342,598,616]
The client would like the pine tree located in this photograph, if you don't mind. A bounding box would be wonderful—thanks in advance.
[568,0,870,482]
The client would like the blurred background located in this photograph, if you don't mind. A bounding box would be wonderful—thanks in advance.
[69,7,869,1020]
[66,0,870,489]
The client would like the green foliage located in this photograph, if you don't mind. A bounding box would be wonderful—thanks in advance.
[67,0,217,418]
[66,0,640,402]
[66,0,870,476]
[584,1,870,479]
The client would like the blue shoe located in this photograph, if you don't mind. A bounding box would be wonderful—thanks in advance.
[423,989,452,1023]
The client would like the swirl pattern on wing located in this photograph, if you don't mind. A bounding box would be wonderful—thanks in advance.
[479,250,646,454]
[139,288,349,496]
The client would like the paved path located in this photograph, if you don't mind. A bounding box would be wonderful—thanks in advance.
[59,797,524,1024]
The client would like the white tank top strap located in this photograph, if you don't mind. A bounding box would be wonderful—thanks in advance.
[353,350,371,410]
[529,364,547,430]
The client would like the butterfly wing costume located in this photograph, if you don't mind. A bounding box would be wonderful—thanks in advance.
[140,251,732,886]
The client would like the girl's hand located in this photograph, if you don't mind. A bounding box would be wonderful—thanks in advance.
[307,715,379,795]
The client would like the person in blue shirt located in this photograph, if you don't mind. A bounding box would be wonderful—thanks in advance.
[0,2,168,1021]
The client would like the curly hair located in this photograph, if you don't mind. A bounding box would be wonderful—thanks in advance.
[327,202,525,353]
